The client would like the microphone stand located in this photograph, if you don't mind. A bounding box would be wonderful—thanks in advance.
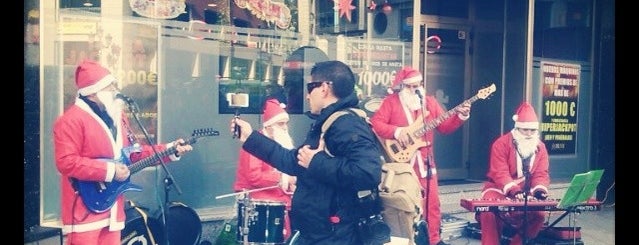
[521,157,532,245]
[124,99,183,245]
[416,90,432,243]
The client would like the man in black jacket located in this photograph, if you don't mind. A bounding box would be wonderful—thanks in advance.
[231,60,384,244]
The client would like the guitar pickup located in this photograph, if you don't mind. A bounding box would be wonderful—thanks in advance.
[390,144,400,154]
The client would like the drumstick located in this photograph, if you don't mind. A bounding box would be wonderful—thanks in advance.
[215,185,281,199]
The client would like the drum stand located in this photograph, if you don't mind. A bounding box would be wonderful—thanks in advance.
[216,185,280,245]
[239,193,252,245]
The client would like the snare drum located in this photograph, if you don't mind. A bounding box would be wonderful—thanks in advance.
[237,199,286,244]
[158,202,202,245]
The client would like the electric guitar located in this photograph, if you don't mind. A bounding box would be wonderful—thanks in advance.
[75,128,219,213]
[382,84,496,163]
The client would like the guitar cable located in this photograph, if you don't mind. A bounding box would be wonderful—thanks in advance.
[601,181,615,208]
[71,193,91,229]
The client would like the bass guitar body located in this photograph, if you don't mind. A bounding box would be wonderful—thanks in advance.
[76,174,143,213]
[382,116,429,163]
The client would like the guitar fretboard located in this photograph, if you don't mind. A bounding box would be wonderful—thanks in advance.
[412,95,480,138]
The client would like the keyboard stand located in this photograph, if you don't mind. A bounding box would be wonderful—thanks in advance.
[541,206,583,245]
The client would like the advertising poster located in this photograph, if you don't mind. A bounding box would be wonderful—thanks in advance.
[540,61,580,155]
[61,19,159,142]
[344,39,404,114]
[119,23,160,142]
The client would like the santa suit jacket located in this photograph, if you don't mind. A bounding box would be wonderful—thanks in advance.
[482,132,550,197]
[233,131,292,206]
[53,98,178,234]
[370,93,465,176]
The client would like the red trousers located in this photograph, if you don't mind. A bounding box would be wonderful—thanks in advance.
[66,227,120,245]
[418,175,442,245]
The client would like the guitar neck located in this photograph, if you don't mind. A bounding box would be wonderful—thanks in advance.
[127,137,197,174]
[413,95,480,137]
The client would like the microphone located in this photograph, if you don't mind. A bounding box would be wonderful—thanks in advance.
[115,93,135,104]
[415,89,423,105]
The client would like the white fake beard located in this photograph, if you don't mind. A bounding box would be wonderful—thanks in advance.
[97,91,124,126]
[399,87,425,111]
[270,126,295,149]
[512,128,540,159]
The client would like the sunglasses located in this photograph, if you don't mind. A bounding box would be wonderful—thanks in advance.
[306,81,332,93]
[404,84,422,89]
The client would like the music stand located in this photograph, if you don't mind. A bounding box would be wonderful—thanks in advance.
[548,169,604,245]
[557,169,604,209]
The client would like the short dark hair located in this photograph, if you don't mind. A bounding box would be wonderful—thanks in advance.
[310,60,355,98]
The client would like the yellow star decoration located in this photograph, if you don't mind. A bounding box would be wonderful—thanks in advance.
[334,0,356,22]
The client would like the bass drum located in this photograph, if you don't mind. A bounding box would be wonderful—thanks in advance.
[236,199,286,244]
[158,202,202,245]
[122,203,166,245]
[358,96,385,116]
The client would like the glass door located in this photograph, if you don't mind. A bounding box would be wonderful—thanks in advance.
[422,23,471,180]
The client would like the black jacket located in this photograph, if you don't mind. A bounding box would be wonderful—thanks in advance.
[243,93,383,244]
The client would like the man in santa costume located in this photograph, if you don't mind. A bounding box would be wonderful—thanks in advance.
[478,101,550,245]
[53,60,193,245]
[371,67,470,244]
[370,66,471,245]
[233,98,297,242]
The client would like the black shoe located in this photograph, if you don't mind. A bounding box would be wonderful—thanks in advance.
[436,241,450,245]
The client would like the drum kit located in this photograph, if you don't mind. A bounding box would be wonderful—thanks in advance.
[123,185,296,245]
[216,185,292,245]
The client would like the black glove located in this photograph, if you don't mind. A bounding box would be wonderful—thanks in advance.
[508,191,524,199]
[534,190,548,200]
[506,187,523,199]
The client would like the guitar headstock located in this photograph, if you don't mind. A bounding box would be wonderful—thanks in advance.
[477,83,497,99]
[192,128,220,137]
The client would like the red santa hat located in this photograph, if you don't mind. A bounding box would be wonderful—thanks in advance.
[262,98,289,127]
[512,101,539,129]
[388,66,423,94]
[75,60,117,96]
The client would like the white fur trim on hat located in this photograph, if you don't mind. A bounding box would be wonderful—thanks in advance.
[77,74,116,96]
[514,121,539,129]
[263,112,289,127]
[402,74,423,84]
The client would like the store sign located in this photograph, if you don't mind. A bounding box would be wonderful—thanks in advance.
[540,61,580,155]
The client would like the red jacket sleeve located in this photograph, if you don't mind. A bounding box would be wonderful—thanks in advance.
[371,94,404,139]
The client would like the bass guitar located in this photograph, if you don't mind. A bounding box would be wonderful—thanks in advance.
[75,128,219,213]
[382,84,496,163]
